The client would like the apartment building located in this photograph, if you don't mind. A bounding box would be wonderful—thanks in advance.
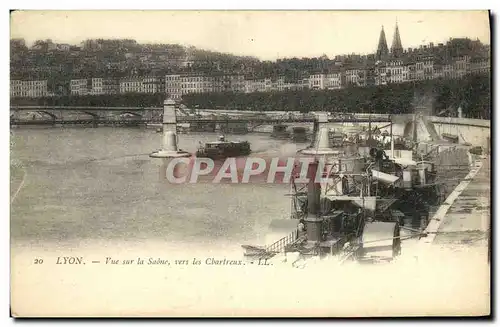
[344,68,367,87]
[90,78,104,95]
[309,74,325,90]
[423,57,435,80]
[103,78,120,95]
[244,78,268,93]
[285,80,306,91]
[452,56,470,79]
[271,77,285,92]
[403,62,413,81]
[70,79,89,95]
[374,63,388,86]
[119,77,143,93]
[386,60,405,84]
[324,72,343,90]
[180,74,214,95]
[10,80,22,98]
[165,74,182,100]
[70,78,115,95]
[470,57,490,75]
[443,63,454,79]
[230,75,245,92]
[432,61,444,79]
[10,80,50,98]
[211,75,225,93]
[141,77,163,94]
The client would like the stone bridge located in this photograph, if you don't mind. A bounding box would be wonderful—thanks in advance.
[9,106,391,126]
[10,106,164,122]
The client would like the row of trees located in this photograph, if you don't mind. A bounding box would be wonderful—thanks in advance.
[10,74,490,119]
[182,74,490,119]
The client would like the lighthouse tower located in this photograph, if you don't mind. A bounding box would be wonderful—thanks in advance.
[150,98,191,158]
[150,98,191,180]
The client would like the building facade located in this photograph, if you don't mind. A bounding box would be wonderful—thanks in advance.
[11,80,50,98]
[70,79,89,96]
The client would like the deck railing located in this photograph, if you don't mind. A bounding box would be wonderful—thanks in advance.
[265,230,298,253]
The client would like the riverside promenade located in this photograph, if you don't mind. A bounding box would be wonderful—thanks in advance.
[420,155,491,252]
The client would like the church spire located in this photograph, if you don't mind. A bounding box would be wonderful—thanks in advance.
[391,20,403,57]
[376,25,389,61]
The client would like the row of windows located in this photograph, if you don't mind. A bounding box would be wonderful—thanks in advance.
[11,86,47,90]
[387,68,404,75]
[69,90,106,95]
[11,81,47,86]
[174,76,243,81]
[11,89,48,93]
[120,87,159,90]
[15,62,490,87]
[121,83,142,87]
[11,91,49,96]
[166,86,181,91]
[181,77,212,82]
[310,77,342,82]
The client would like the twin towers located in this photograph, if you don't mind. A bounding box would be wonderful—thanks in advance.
[376,21,404,61]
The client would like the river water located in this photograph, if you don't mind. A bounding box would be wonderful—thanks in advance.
[10,127,310,250]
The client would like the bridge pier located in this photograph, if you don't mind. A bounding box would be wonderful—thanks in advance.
[310,113,328,147]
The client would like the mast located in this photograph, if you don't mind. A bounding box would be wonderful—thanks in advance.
[390,115,394,158]
[368,114,372,145]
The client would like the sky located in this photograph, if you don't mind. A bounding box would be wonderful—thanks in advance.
[10,10,491,61]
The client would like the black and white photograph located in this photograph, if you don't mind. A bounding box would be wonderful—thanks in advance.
[9,9,491,317]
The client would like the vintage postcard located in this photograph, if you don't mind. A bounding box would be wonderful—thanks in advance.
[9,10,491,317]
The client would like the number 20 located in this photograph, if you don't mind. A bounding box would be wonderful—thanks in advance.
[34,258,43,264]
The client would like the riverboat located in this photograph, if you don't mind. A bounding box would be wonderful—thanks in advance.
[195,135,251,160]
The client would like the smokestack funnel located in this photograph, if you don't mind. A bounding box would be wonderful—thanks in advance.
[305,160,323,243]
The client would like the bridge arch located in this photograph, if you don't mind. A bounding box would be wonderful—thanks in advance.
[35,111,58,120]
[119,111,143,118]
[78,111,99,118]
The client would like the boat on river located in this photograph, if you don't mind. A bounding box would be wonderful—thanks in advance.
[195,135,251,160]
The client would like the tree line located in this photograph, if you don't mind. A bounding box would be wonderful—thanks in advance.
[182,74,490,119]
